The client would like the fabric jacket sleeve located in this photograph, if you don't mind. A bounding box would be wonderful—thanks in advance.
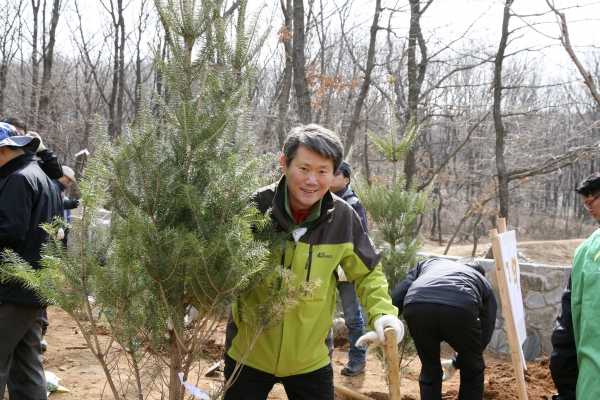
[63,198,79,210]
[341,210,397,327]
[390,262,422,315]
[549,276,578,400]
[479,285,497,349]
[36,149,64,179]
[352,202,369,233]
[0,175,32,249]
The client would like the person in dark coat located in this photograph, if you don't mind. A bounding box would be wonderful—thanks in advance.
[0,122,62,399]
[391,257,497,400]
[330,161,369,376]
[549,277,577,400]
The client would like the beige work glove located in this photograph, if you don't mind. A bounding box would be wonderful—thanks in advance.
[27,132,45,152]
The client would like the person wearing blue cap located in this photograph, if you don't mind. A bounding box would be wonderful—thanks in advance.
[329,161,370,376]
[0,122,62,399]
[0,117,63,179]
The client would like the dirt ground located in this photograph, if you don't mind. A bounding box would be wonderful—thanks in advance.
[421,238,585,266]
[38,238,580,399]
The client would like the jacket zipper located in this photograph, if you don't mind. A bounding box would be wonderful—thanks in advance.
[277,250,287,290]
[305,245,313,282]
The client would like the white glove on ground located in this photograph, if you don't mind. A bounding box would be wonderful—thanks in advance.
[441,359,457,381]
[27,132,45,152]
[374,315,404,344]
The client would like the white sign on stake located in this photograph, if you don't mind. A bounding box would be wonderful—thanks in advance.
[497,230,527,369]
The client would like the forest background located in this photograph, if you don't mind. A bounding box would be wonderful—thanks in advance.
[2,0,600,255]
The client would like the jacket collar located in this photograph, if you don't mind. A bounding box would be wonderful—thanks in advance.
[0,152,36,179]
[333,185,350,199]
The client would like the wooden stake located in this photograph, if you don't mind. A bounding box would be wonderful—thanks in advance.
[490,218,528,400]
[384,327,401,400]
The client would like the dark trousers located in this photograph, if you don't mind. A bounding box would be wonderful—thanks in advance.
[0,302,47,400]
[404,303,485,400]
[41,309,49,336]
[223,353,334,400]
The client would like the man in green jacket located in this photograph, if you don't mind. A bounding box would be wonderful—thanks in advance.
[550,172,600,399]
[224,124,403,400]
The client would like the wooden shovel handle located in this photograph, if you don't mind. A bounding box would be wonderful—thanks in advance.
[333,384,375,400]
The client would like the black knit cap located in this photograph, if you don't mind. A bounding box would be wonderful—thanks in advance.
[336,161,351,178]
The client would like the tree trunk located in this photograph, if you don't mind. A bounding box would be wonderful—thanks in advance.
[29,0,41,128]
[38,0,61,129]
[404,0,431,187]
[342,0,381,157]
[116,1,125,137]
[277,0,293,147]
[292,0,311,124]
[106,0,125,139]
[492,0,514,222]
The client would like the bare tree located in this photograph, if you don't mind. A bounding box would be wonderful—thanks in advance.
[0,0,24,115]
[277,0,293,146]
[37,0,62,129]
[28,0,41,127]
[545,0,600,108]
[492,0,514,221]
[292,0,311,123]
[340,0,381,157]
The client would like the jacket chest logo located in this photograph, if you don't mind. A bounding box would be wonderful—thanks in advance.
[316,252,333,259]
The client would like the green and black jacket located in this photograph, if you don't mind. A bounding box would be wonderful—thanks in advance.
[226,176,397,377]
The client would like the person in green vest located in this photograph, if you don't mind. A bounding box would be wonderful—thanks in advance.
[550,172,600,400]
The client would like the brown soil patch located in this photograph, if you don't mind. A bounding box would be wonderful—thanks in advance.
[34,307,558,400]
[421,238,585,266]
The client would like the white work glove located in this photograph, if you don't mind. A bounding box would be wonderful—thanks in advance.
[355,331,380,347]
[374,315,404,344]
[355,315,405,347]
[27,132,45,152]
[57,227,65,239]
[441,359,457,381]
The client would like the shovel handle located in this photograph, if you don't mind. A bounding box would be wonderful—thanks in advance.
[384,327,401,400]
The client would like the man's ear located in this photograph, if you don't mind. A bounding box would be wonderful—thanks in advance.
[280,155,287,175]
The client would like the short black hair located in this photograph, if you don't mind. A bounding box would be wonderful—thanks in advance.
[282,124,344,172]
[575,173,600,196]
[0,117,27,134]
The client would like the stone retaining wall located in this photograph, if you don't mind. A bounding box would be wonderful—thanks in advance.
[418,253,571,361]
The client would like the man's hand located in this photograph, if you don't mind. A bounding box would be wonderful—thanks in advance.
[27,132,45,152]
[374,315,404,344]
[355,331,380,347]
[441,359,457,381]
[355,315,405,347]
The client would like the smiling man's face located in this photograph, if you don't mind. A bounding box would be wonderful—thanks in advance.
[281,145,335,212]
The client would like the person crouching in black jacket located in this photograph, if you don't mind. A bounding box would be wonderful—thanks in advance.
[391,257,497,400]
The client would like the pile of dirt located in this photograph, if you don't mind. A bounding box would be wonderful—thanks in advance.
[483,357,554,400]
